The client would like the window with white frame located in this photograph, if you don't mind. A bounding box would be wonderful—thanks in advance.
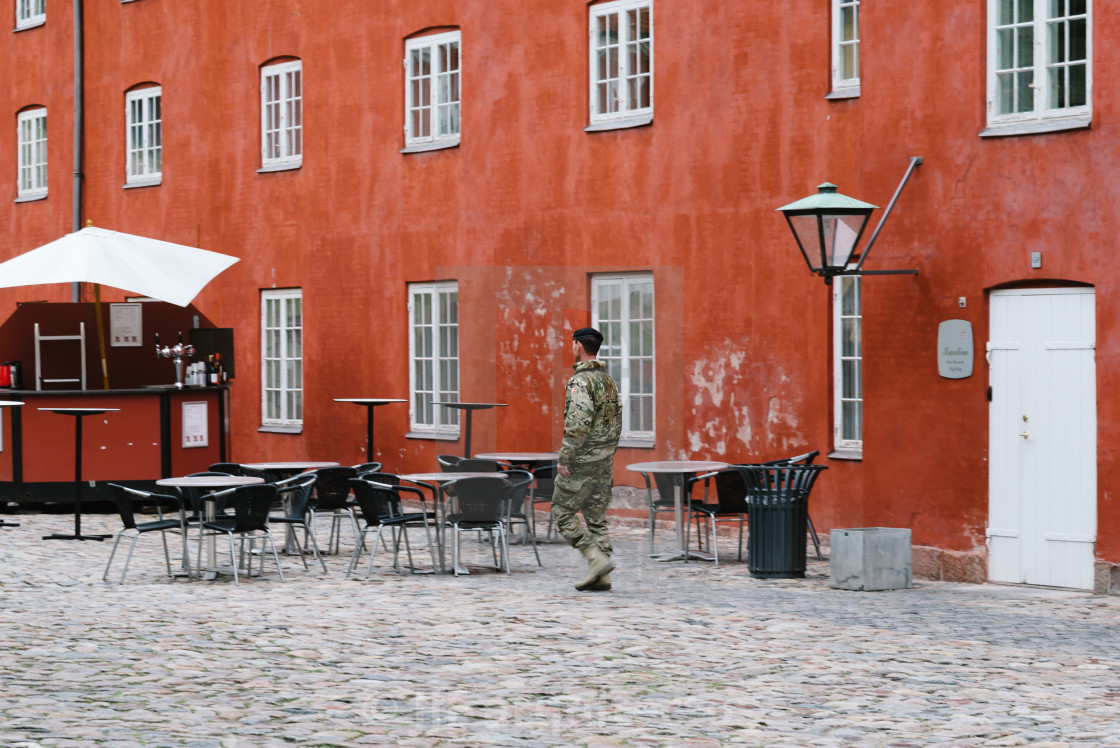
[409,282,460,433]
[831,0,860,96]
[125,87,162,184]
[589,0,653,126]
[986,0,1090,130]
[17,108,47,198]
[261,289,303,428]
[261,60,302,167]
[592,274,654,440]
[833,276,862,453]
[404,31,461,149]
[16,0,45,29]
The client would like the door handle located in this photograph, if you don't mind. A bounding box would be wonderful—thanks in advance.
[1019,430,1030,439]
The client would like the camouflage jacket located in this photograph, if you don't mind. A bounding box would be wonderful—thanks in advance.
[559,360,622,466]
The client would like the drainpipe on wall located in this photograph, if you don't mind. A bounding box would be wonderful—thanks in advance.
[71,0,84,302]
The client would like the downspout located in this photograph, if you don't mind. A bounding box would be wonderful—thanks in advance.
[71,0,83,302]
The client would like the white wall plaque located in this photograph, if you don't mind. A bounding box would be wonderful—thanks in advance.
[109,303,143,347]
[182,401,209,448]
[938,319,973,379]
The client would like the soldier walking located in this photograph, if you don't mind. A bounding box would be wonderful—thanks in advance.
[552,327,623,591]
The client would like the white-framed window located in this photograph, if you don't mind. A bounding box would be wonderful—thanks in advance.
[17,108,47,198]
[16,0,45,29]
[261,288,303,428]
[260,60,302,168]
[986,0,1090,130]
[833,276,862,453]
[404,31,461,149]
[589,0,653,126]
[592,273,654,440]
[125,87,162,184]
[409,282,460,433]
[831,0,860,97]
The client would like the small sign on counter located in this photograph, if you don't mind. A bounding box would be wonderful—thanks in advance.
[182,401,209,448]
[938,319,973,379]
[110,303,143,347]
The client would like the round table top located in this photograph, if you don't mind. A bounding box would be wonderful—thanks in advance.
[38,407,120,415]
[0,401,24,407]
[333,398,408,405]
[399,472,509,482]
[241,461,340,471]
[433,402,508,410]
[626,460,729,474]
[156,475,265,488]
[474,452,558,461]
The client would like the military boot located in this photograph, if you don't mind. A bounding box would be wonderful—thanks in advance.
[588,573,612,591]
[575,545,615,591]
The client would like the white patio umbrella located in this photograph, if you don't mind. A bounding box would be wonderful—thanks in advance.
[0,225,240,388]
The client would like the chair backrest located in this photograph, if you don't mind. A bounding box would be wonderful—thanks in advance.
[313,466,359,510]
[437,454,462,472]
[457,458,502,472]
[361,471,400,486]
[177,472,235,514]
[227,483,279,533]
[109,483,181,530]
[209,462,246,475]
[449,476,509,523]
[709,468,751,513]
[275,474,317,519]
[530,463,556,501]
[348,478,401,526]
[652,472,691,505]
[502,470,534,518]
[352,461,383,474]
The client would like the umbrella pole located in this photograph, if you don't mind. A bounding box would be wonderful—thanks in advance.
[93,284,109,389]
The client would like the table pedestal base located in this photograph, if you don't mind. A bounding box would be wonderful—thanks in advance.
[649,549,714,562]
[43,533,109,542]
[1,520,20,528]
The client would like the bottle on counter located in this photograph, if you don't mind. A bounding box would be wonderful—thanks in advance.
[214,353,225,385]
[208,355,218,386]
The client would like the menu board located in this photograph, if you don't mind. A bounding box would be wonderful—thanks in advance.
[109,303,143,347]
[182,401,209,448]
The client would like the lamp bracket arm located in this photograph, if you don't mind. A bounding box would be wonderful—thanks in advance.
[854,156,923,272]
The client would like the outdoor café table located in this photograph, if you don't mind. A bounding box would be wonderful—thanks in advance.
[397,472,508,574]
[626,461,729,562]
[156,475,265,579]
[0,401,23,528]
[39,407,119,542]
[240,462,340,552]
[433,401,507,457]
[332,399,407,458]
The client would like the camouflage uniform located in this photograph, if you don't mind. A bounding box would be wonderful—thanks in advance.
[551,360,623,555]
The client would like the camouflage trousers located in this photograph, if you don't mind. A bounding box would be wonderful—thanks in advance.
[550,458,614,555]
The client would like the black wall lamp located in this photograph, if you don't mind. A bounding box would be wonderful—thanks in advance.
[776,157,923,284]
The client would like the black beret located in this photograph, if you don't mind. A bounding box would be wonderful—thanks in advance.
[572,327,603,343]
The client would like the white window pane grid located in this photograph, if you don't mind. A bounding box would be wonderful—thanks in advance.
[17,109,47,197]
[261,62,302,166]
[126,89,162,181]
[17,0,45,26]
[838,0,860,82]
[834,277,862,450]
[590,1,653,123]
[592,274,654,440]
[406,32,461,146]
[261,290,303,426]
[409,283,459,432]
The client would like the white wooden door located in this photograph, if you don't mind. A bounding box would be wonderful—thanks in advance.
[988,287,1096,589]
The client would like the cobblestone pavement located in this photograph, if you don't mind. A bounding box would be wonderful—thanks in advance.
[1,513,1119,747]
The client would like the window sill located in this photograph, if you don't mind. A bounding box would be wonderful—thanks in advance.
[406,430,460,441]
[619,438,656,449]
[14,193,47,203]
[258,424,303,434]
[585,114,653,133]
[257,162,301,173]
[13,19,45,32]
[828,449,862,461]
[979,115,1091,138]
[826,87,861,100]
[400,139,460,154]
[123,179,162,190]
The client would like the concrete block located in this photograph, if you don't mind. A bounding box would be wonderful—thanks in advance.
[830,527,912,591]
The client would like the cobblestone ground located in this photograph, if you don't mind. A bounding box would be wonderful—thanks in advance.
[0,513,1119,747]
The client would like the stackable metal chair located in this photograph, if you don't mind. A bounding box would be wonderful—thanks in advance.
[195,483,285,586]
[309,466,359,554]
[269,473,327,572]
[444,476,512,576]
[528,464,557,541]
[502,470,541,566]
[684,468,752,565]
[103,484,192,583]
[346,477,437,577]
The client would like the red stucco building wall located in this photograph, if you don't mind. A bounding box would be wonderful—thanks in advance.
[2,1,1117,582]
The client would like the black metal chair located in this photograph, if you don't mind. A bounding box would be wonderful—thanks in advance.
[457,458,504,472]
[176,471,235,525]
[640,471,693,554]
[760,450,823,559]
[346,478,437,577]
[444,476,511,576]
[528,463,557,541]
[501,469,541,566]
[436,454,462,472]
[684,468,753,565]
[103,484,192,583]
[309,466,359,554]
[269,474,327,572]
[352,461,383,475]
[209,462,246,475]
[195,483,285,586]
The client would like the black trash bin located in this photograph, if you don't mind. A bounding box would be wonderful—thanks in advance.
[742,464,828,578]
